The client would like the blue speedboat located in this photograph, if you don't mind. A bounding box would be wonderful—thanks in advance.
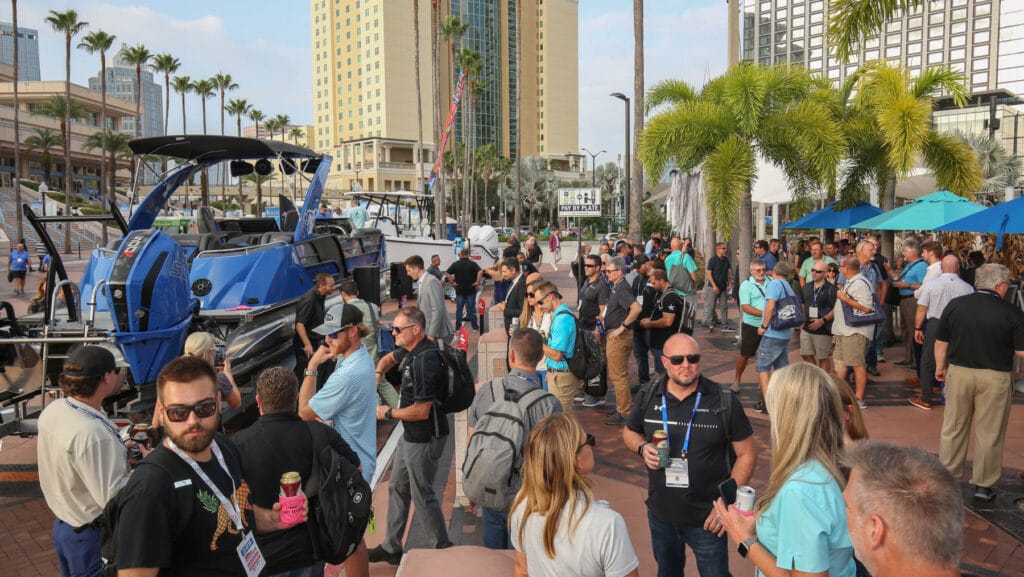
[4,135,384,426]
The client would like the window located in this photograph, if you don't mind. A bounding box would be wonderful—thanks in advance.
[928,38,944,50]
[908,16,923,28]
[975,3,990,17]
[950,48,965,60]
[929,26,943,38]
[887,20,902,32]
[928,51,944,64]
[887,33,901,45]
[952,8,967,20]
[974,30,990,43]
[974,44,989,57]
[973,57,989,70]
[975,17,990,30]
[928,11,944,25]
[951,21,966,34]
[885,46,901,58]
[972,71,988,84]
[950,35,966,47]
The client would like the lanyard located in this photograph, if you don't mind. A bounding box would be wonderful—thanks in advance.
[811,284,824,308]
[165,438,244,531]
[509,372,542,389]
[65,399,122,442]
[661,392,702,454]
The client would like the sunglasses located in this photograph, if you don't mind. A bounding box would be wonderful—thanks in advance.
[662,353,701,365]
[163,400,218,423]
[577,432,596,452]
[812,269,826,274]
[392,324,415,334]
[527,292,535,298]
[584,264,598,268]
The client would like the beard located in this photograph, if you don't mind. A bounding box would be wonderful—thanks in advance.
[669,372,699,388]
[167,419,218,454]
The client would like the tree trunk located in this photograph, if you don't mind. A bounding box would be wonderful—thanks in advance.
[432,1,446,239]
[12,0,22,243]
[629,0,644,240]
[881,176,897,262]
[738,189,753,292]
[99,52,108,246]
[63,34,72,253]
[513,1,522,233]
[414,0,424,194]
[181,92,186,134]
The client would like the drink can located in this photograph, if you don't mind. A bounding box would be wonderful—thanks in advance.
[736,485,756,515]
[131,424,152,448]
[596,319,605,336]
[280,471,302,497]
[652,430,669,468]
[511,318,520,331]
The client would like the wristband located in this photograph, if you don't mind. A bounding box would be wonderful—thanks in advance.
[385,408,394,420]
[915,327,922,331]
[637,442,647,457]
[304,369,318,377]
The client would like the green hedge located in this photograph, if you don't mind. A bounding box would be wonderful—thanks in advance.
[19,179,40,191]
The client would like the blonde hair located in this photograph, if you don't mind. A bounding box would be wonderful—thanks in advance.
[183,332,216,358]
[511,414,593,559]
[831,375,869,442]
[758,363,846,512]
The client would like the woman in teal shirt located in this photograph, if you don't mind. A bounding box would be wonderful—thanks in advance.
[714,363,855,577]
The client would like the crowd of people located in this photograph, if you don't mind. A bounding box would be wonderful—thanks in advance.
[30,227,1024,577]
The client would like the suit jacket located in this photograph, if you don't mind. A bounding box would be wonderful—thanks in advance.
[503,275,526,330]
[418,274,453,340]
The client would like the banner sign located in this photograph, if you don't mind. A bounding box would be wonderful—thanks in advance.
[557,188,602,217]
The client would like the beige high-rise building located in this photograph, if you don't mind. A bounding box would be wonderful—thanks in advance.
[309,0,579,198]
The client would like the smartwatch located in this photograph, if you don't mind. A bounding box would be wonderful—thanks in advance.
[385,408,394,420]
[738,535,759,558]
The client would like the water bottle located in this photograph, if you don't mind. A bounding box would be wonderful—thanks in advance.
[596,319,605,337]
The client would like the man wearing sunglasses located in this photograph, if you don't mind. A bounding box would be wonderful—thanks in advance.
[535,282,583,413]
[115,356,297,576]
[623,334,756,577]
[38,345,131,577]
[603,256,643,426]
[800,260,837,370]
[578,254,610,407]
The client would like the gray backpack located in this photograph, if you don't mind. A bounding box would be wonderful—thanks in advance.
[669,260,695,294]
[463,379,552,510]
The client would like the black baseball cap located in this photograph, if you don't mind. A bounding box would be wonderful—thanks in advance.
[63,345,119,377]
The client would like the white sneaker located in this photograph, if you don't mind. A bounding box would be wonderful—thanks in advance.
[574,395,585,403]
[730,382,741,393]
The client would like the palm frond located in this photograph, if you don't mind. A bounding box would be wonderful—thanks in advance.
[761,99,845,192]
[922,131,983,197]
[703,135,755,239]
[952,129,1020,193]
[644,79,697,115]
[638,100,731,178]
[910,65,969,105]
[876,93,931,177]
[720,64,768,137]
[827,0,922,62]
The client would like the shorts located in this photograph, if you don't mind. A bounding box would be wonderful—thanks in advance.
[800,330,833,360]
[10,270,25,280]
[756,336,790,373]
[740,323,762,358]
[833,333,869,368]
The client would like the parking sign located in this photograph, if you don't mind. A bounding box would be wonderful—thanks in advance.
[557,188,602,217]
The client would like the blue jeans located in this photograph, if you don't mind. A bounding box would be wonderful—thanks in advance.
[648,511,732,577]
[482,507,512,550]
[633,329,651,383]
[865,322,883,368]
[53,520,102,577]
[650,346,666,375]
[756,336,790,373]
[455,293,477,330]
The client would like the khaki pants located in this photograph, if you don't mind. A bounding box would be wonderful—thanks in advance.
[898,297,918,362]
[547,370,582,414]
[939,364,1014,489]
[606,329,634,417]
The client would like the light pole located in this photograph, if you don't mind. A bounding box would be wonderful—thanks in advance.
[581,148,605,189]
[610,93,630,231]
[347,162,363,191]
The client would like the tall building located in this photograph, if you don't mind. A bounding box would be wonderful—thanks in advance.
[309,0,579,195]
[88,44,163,138]
[0,23,41,81]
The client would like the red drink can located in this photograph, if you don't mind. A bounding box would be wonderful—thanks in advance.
[280,472,302,497]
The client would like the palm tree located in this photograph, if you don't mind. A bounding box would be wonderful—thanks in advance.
[84,130,131,205]
[44,8,87,252]
[226,98,252,206]
[274,114,290,141]
[211,73,239,137]
[430,0,445,239]
[23,128,62,190]
[953,130,1019,202]
[629,0,644,239]
[79,29,117,243]
[150,53,180,135]
[828,0,922,62]
[246,108,267,215]
[248,108,265,140]
[639,63,845,282]
[172,75,191,134]
[120,44,152,139]
[457,47,482,233]
[288,127,305,147]
[413,0,424,194]
[263,117,282,194]
[475,143,498,223]
[190,78,215,135]
[846,62,982,259]
[441,15,468,230]
[12,0,23,241]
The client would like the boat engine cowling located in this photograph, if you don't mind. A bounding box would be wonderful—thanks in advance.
[467,225,499,255]
[107,229,195,385]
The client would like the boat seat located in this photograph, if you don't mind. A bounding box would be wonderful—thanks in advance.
[281,210,299,232]
[195,207,220,234]
[259,232,294,245]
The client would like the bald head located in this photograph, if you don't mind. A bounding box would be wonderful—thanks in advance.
[940,255,960,274]
[670,237,682,250]
[526,272,542,285]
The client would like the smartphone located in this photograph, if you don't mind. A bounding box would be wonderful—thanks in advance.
[213,344,226,367]
[718,478,738,506]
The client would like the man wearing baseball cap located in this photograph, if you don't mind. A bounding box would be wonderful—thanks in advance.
[38,345,130,577]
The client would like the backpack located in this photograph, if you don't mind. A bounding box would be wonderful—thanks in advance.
[768,279,805,331]
[304,423,373,565]
[669,260,695,294]
[404,340,476,414]
[463,379,554,510]
[555,309,602,381]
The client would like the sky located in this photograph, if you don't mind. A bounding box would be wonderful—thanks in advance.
[10,0,729,163]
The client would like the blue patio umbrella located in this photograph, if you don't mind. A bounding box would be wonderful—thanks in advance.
[782,201,882,230]
[781,207,823,230]
[850,190,986,231]
[937,195,1024,250]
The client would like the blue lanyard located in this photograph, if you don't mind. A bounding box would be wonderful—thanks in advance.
[811,284,823,307]
[661,392,702,454]
[65,399,122,442]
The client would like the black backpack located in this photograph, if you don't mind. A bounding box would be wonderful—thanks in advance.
[304,423,373,565]
[555,309,602,381]
[635,378,737,467]
[403,340,476,414]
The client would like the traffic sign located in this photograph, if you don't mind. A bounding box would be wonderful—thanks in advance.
[558,187,602,217]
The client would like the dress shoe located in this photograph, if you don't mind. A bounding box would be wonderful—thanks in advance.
[905,376,920,386]
[974,486,996,502]
[604,412,626,426]
[894,360,915,368]
[866,366,881,377]
[908,396,932,410]
[368,545,403,565]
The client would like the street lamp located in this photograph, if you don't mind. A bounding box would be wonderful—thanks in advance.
[581,148,605,189]
[347,162,363,191]
[610,92,630,231]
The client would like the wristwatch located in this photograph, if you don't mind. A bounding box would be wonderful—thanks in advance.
[738,535,759,558]
[385,408,394,420]
[304,369,318,377]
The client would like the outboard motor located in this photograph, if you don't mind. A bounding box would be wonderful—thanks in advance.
[107,229,196,386]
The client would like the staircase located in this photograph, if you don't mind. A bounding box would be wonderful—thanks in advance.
[0,185,123,258]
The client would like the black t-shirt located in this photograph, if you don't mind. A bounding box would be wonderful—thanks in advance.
[936,290,1024,372]
[527,244,542,264]
[116,434,257,576]
[649,290,684,349]
[394,339,450,442]
[604,278,634,330]
[235,414,358,574]
[801,281,836,335]
[705,255,730,290]
[294,287,328,350]
[633,275,657,321]
[626,377,753,526]
[578,277,610,330]
[446,258,482,295]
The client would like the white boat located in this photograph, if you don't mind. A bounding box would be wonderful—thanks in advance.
[342,190,500,270]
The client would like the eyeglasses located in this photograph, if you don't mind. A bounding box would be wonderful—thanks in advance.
[577,432,596,453]
[392,324,415,334]
[584,264,598,268]
[663,353,701,365]
[163,400,219,423]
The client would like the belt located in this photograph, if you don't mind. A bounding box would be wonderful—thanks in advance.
[59,519,99,533]
[548,368,569,373]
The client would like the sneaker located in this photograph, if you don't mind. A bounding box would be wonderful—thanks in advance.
[582,395,606,408]
[974,486,996,502]
[368,545,403,565]
[604,412,626,426]
[866,366,881,377]
[752,400,768,414]
[574,394,585,402]
[857,399,868,410]
[721,324,736,332]
[894,360,915,368]
[877,353,886,362]
[905,376,921,386]
[730,382,741,393]
[908,396,932,410]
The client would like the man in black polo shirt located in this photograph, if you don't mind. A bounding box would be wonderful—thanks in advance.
[643,269,685,382]
[578,254,610,408]
[370,306,452,565]
[623,334,756,577]
[294,273,336,385]
[631,255,657,387]
[703,242,733,331]
[236,367,362,577]
[446,248,483,331]
[935,264,1024,502]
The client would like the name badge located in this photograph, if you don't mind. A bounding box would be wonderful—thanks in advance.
[665,458,690,488]
[236,531,266,577]
[636,295,644,306]
[808,306,819,318]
